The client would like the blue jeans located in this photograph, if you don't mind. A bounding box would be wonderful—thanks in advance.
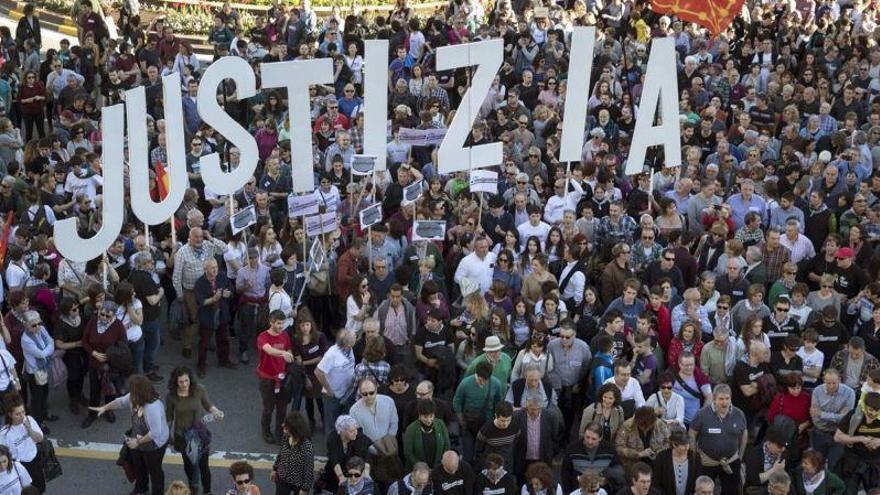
[129,338,145,375]
[322,393,351,435]
[142,320,161,373]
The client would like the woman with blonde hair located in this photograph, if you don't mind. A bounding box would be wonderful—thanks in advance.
[165,480,190,495]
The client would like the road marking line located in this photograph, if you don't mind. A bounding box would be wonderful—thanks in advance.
[50,439,327,471]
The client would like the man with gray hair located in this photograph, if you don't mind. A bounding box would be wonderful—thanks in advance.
[689,383,747,495]
[128,250,165,382]
[671,287,712,337]
[316,329,357,434]
[693,475,715,495]
[387,462,432,495]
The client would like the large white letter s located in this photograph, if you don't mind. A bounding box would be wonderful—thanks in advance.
[197,57,259,194]
[54,104,125,262]
[436,40,503,174]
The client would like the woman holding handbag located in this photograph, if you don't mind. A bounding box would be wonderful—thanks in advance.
[90,375,170,495]
[165,366,225,495]
[114,282,145,375]
[19,311,56,432]
[0,395,44,492]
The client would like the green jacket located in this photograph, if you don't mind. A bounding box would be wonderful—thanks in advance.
[403,419,450,470]
[792,468,845,495]
[465,353,512,397]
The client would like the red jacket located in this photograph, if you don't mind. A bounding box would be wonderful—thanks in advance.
[767,390,811,425]
[667,338,704,370]
[81,318,127,369]
[650,304,673,352]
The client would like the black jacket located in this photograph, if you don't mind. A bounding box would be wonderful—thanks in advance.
[512,409,563,470]
[652,448,697,495]
[431,460,475,495]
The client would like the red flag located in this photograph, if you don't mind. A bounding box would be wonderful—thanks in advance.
[0,211,14,267]
[155,160,170,200]
[649,0,743,37]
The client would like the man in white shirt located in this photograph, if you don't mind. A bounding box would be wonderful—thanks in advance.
[453,236,496,294]
[315,329,357,434]
[518,204,552,245]
[604,360,646,414]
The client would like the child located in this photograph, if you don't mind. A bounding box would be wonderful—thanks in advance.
[789,283,812,327]
[588,334,615,400]
[591,310,628,360]
[631,332,657,396]
[797,329,824,389]
[859,369,880,412]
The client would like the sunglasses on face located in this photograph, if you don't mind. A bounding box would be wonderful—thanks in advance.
[361,390,376,396]
[347,472,362,478]
[235,478,251,485]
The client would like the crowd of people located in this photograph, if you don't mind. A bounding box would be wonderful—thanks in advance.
[0,0,880,493]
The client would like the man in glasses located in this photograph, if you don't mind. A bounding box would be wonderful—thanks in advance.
[349,376,398,445]
[228,460,257,495]
[763,294,800,352]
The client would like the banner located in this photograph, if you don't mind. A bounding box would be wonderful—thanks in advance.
[305,212,337,237]
[230,205,257,235]
[359,203,383,229]
[469,170,498,194]
[351,155,377,176]
[397,128,447,146]
[288,192,320,217]
[413,220,446,241]
[402,180,424,206]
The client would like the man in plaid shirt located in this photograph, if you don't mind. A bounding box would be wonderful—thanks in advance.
[172,227,226,359]
[760,227,792,282]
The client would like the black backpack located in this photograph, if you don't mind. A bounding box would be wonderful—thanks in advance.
[107,341,133,377]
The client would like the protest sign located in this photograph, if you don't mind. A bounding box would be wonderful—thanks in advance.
[231,205,256,235]
[469,170,498,194]
[359,203,383,229]
[402,181,424,206]
[309,238,325,268]
[288,192,320,217]
[412,220,447,241]
[352,155,377,176]
[305,213,337,237]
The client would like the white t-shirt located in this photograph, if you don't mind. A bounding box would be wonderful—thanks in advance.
[267,289,294,330]
[0,417,42,462]
[316,344,355,400]
[223,242,246,280]
[603,376,646,408]
[3,264,28,291]
[345,295,365,335]
[797,347,825,384]
[64,171,103,203]
[0,460,31,494]
[117,299,144,342]
[0,350,17,391]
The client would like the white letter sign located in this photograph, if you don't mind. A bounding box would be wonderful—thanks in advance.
[559,27,595,163]
[363,40,389,172]
[436,39,503,173]
[626,36,681,175]
[262,59,333,193]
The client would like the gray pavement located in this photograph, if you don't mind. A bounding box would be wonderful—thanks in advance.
[42,327,330,494]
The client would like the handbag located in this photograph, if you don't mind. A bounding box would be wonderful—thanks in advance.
[372,435,398,457]
[40,439,62,482]
[48,351,68,389]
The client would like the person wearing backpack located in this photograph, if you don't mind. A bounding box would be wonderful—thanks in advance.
[81,300,127,429]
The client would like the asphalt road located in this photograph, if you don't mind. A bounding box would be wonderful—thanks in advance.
[42,328,331,495]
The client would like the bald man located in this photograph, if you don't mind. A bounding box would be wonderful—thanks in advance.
[431,450,474,495]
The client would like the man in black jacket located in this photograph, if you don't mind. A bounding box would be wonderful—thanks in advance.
[431,451,474,495]
[513,399,563,482]
[560,422,625,493]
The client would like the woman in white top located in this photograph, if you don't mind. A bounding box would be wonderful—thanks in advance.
[0,396,43,491]
[645,373,686,427]
[0,444,31,494]
[734,314,771,363]
[223,232,247,282]
[267,268,294,331]
[115,282,145,374]
[345,275,374,336]
[256,225,283,267]
[344,42,364,86]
